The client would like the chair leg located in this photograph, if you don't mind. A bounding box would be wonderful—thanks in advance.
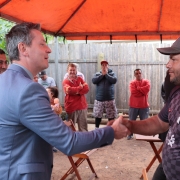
[68,157,82,180]
[63,158,86,175]
[60,156,97,180]
[86,158,98,178]
[60,157,82,180]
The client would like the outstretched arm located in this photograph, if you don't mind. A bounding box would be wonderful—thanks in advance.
[121,115,169,136]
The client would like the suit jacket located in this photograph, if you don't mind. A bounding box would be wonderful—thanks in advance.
[0,64,114,180]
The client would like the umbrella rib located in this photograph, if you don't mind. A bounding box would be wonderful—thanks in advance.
[0,0,11,9]
[55,0,87,36]
[157,0,164,32]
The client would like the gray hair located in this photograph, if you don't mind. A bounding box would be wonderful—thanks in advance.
[6,22,41,62]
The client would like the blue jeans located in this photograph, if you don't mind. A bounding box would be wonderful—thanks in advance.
[129,107,149,120]
[128,107,149,137]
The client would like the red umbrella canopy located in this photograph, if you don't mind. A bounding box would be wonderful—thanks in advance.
[0,0,180,41]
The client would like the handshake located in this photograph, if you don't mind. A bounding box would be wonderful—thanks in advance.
[108,116,132,139]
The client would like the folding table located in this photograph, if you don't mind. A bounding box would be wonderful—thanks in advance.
[135,134,163,179]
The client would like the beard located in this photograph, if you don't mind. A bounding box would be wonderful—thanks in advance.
[170,75,180,85]
[0,69,6,74]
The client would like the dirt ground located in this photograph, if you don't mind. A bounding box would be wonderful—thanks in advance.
[51,124,162,180]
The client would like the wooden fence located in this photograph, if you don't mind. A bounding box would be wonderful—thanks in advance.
[45,41,172,114]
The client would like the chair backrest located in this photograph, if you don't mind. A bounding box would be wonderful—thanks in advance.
[63,119,76,131]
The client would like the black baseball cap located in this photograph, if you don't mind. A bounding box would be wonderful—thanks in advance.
[39,70,46,76]
[157,37,180,55]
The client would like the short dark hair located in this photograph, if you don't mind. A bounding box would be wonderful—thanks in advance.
[134,69,142,74]
[6,22,41,62]
[0,49,5,55]
[47,86,59,98]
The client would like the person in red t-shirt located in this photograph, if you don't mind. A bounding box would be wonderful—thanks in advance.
[62,63,89,132]
[127,68,150,140]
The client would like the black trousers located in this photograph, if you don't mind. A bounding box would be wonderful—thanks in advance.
[152,163,166,180]
[95,117,114,128]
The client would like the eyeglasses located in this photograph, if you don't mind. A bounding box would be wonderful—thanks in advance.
[0,60,9,65]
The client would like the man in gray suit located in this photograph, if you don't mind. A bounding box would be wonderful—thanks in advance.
[0,22,129,180]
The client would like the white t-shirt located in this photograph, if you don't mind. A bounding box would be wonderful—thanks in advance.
[38,76,56,88]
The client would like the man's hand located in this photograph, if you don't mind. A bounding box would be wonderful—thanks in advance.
[101,66,108,75]
[79,82,83,89]
[107,120,114,126]
[65,86,70,94]
[82,82,88,87]
[102,68,108,75]
[111,116,131,139]
[120,116,132,130]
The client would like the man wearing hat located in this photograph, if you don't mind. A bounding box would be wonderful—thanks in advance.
[92,60,117,128]
[119,37,180,180]
[38,70,56,88]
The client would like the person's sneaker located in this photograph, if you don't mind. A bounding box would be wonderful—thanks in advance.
[127,135,133,140]
[53,147,58,152]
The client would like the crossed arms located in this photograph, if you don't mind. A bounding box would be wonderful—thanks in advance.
[130,79,150,97]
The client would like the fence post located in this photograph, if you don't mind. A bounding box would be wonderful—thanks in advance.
[54,37,60,88]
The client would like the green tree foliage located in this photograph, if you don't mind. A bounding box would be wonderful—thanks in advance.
[44,34,67,44]
[0,18,15,53]
[0,18,67,54]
